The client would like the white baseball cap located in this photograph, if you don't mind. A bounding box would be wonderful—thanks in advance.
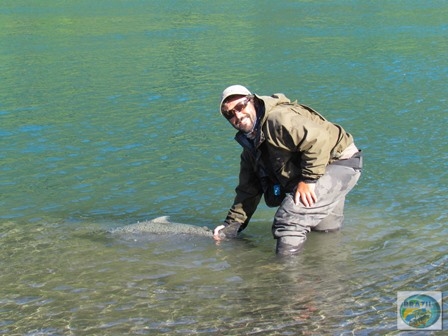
[219,85,252,113]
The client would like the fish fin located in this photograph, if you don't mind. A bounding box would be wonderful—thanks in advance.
[152,216,171,224]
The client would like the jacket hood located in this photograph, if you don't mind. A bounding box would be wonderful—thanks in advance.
[255,93,291,123]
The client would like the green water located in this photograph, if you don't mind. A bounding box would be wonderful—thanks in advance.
[1,0,447,334]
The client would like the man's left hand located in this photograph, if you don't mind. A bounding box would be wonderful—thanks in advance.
[294,181,317,207]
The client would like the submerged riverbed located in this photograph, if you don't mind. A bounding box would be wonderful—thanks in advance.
[1,0,447,334]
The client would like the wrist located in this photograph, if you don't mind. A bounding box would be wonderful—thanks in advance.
[300,179,317,184]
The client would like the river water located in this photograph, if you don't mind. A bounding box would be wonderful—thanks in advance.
[1,1,447,335]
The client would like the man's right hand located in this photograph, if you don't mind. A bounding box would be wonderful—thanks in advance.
[213,225,226,241]
[213,222,242,240]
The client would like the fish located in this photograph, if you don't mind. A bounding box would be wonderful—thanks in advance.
[109,216,213,238]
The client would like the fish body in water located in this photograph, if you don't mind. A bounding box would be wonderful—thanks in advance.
[109,216,213,238]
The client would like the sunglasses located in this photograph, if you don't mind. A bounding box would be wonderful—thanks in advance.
[221,96,252,120]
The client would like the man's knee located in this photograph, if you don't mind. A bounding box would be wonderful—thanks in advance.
[312,211,344,232]
[275,236,306,256]
[312,197,345,232]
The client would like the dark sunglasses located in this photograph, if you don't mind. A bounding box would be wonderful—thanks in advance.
[221,96,252,120]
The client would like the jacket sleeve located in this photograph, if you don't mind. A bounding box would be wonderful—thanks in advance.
[294,119,333,181]
[224,148,263,229]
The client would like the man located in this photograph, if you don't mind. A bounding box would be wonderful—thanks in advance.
[213,85,362,256]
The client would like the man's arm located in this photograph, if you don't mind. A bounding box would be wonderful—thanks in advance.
[213,149,262,240]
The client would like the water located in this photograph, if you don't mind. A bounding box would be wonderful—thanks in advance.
[1,0,447,334]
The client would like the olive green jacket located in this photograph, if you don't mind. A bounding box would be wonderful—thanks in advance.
[224,93,354,228]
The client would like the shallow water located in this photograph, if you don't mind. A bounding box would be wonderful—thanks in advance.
[1,0,447,334]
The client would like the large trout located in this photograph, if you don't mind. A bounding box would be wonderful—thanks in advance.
[109,216,213,237]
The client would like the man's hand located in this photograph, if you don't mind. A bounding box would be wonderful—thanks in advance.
[294,181,317,207]
[213,225,226,241]
[213,222,241,240]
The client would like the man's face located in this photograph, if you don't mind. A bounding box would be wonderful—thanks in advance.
[221,96,257,133]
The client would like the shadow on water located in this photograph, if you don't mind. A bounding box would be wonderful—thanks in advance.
[72,228,115,245]
[196,231,368,334]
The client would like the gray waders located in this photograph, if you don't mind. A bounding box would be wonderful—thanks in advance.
[273,152,363,255]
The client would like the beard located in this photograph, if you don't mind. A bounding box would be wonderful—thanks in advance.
[233,115,255,133]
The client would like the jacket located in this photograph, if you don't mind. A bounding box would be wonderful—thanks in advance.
[224,93,355,228]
